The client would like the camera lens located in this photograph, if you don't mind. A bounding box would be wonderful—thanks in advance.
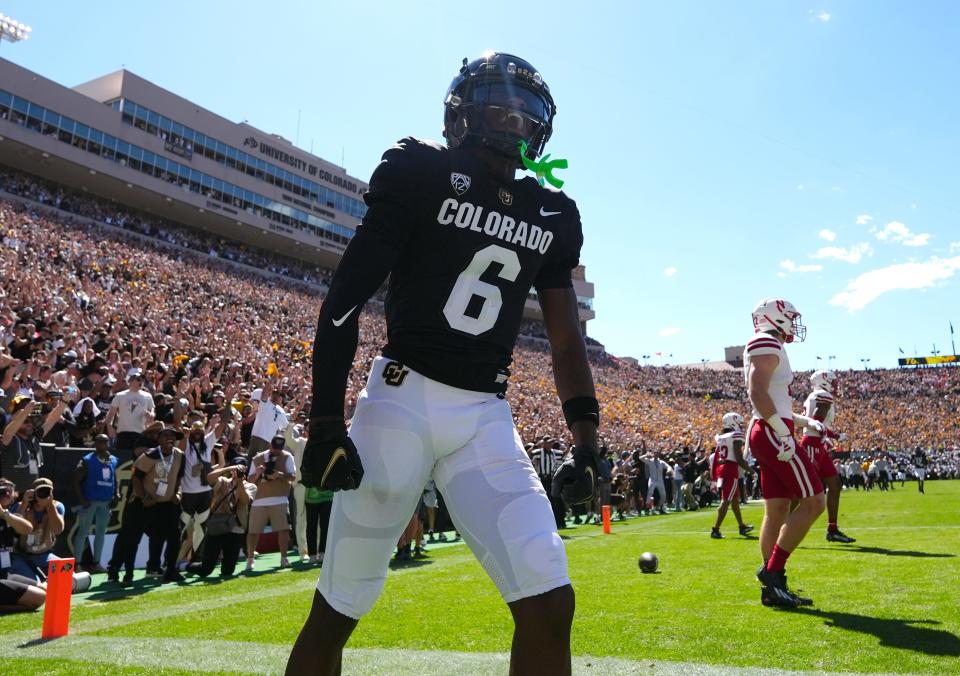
[36,486,52,499]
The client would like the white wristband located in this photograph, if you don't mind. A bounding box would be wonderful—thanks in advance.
[764,415,790,438]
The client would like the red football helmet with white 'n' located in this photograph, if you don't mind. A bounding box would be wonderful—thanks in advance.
[810,369,837,393]
[751,298,806,343]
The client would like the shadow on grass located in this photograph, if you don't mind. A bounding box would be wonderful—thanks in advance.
[803,545,955,559]
[388,558,434,571]
[17,637,59,649]
[83,577,167,602]
[797,608,960,657]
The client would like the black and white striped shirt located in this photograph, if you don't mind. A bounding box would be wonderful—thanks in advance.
[531,447,560,478]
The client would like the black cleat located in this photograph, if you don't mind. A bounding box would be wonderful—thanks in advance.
[782,575,813,606]
[757,567,807,608]
[759,583,802,608]
[826,530,856,543]
[739,524,754,536]
[711,528,724,539]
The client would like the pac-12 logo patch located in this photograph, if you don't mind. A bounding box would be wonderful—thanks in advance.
[450,172,471,196]
[498,187,513,206]
[382,361,410,387]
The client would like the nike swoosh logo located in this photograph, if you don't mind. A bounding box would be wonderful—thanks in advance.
[320,447,347,486]
[332,306,357,327]
[539,208,562,217]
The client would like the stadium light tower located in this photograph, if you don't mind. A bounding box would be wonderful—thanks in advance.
[0,13,31,45]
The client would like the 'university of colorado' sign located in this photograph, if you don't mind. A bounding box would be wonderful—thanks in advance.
[243,136,359,194]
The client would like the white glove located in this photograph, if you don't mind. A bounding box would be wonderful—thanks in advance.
[839,432,848,442]
[793,413,825,434]
[765,415,796,462]
[776,435,797,462]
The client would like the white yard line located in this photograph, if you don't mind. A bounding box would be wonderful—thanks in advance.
[1,635,898,675]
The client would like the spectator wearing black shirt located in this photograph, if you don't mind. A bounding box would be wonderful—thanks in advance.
[39,389,75,447]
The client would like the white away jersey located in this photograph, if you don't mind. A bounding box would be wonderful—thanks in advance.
[802,389,835,437]
[743,334,793,419]
[715,430,745,463]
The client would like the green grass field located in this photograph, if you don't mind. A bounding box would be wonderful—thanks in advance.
[3,481,958,674]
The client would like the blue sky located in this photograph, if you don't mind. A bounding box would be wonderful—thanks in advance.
[2,1,958,370]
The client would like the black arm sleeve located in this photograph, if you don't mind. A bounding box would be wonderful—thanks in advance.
[309,140,421,418]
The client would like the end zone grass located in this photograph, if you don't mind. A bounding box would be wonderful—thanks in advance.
[3,482,958,674]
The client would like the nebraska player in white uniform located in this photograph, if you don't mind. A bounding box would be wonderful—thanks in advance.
[744,298,825,608]
[710,412,753,539]
[799,370,855,543]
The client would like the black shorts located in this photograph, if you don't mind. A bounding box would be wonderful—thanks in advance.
[181,491,213,515]
[0,578,29,606]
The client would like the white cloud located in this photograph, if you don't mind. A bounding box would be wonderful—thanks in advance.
[950,241,960,253]
[818,229,837,242]
[829,256,960,312]
[658,327,681,337]
[811,9,831,22]
[875,220,931,247]
[663,266,677,277]
[780,259,823,273]
[811,242,873,264]
[856,214,873,226]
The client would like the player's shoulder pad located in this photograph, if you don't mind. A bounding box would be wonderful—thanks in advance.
[372,137,446,184]
[519,175,579,215]
[746,334,782,353]
[814,389,834,402]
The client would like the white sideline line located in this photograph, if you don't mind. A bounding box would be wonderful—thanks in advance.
[0,636,903,675]
[627,525,960,536]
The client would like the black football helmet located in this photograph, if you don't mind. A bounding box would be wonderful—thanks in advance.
[443,52,556,164]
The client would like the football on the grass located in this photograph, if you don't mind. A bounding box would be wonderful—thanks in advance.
[638,552,659,573]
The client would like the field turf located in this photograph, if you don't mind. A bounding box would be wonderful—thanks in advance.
[2,480,958,674]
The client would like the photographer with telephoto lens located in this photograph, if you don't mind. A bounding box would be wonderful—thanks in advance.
[187,457,255,579]
[8,477,65,582]
[245,434,295,571]
[0,477,45,613]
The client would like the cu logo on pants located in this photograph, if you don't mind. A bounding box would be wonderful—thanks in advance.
[382,361,409,387]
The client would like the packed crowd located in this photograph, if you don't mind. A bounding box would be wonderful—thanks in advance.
[1,166,958,612]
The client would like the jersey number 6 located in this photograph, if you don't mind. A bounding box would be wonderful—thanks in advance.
[443,244,521,336]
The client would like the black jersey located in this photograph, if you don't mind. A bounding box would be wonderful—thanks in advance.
[912,450,928,467]
[363,137,583,392]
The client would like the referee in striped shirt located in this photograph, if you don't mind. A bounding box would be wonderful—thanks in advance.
[531,438,566,529]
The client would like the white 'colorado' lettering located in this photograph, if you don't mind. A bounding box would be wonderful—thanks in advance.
[435,199,555,255]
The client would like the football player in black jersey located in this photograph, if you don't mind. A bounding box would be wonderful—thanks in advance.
[912,446,928,493]
[286,53,599,676]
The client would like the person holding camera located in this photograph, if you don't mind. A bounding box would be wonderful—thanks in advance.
[246,434,295,571]
[1,396,62,493]
[0,476,46,614]
[71,434,120,572]
[119,425,185,584]
[187,457,255,579]
[8,478,65,582]
[1,477,34,574]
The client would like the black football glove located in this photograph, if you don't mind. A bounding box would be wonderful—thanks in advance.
[300,419,364,491]
[551,445,598,506]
